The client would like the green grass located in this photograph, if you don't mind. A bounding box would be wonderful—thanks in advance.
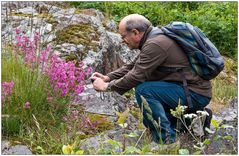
[212,78,237,106]
[211,57,237,106]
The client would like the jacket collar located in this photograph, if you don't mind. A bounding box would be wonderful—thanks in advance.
[138,26,164,50]
[138,26,153,50]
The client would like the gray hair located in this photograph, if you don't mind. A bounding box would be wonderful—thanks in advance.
[125,14,152,32]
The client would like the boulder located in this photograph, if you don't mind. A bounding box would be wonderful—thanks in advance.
[1,140,32,155]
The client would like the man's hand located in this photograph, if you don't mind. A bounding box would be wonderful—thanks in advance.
[91,72,110,82]
[90,76,109,92]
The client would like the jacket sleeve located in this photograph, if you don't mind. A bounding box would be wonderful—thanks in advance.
[109,42,168,95]
[106,55,139,80]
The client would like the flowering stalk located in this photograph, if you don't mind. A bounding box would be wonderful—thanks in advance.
[2,80,14,104]
[13,28,93,100]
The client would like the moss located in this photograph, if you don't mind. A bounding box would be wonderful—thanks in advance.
[74,113,114,140]
[10,11,58,28]
[37,13,58,26]
[86,113,114,132]
[74,8,82,14]
[74,9,97,16]
[64,53,77,61]
[124,89,135,99]
[10,12,33,17]
[53,24,100,61]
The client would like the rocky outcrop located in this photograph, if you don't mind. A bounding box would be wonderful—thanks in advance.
[2,1,139,75]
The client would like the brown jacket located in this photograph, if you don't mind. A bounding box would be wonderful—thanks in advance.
[107,26,212,97]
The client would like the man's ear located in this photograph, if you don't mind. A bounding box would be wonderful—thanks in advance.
[132,29,140,35]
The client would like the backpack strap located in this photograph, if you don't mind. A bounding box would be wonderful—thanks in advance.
[158,67,193,110]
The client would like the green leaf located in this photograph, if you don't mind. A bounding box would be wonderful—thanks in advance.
[203,139,211,145]
[211,119,220,128]
[107,139,122,147]
[75,150,84,155]
[116,108,130,124]
[128,132,139,138]
[223,135,233,140]
[179,149,190,155]
[221,124,234,129]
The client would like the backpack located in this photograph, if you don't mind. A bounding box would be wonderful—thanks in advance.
[160,21,224,80]
[158,22,224,110]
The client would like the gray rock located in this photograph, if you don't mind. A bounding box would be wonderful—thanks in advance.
[1,140,10,151]
[78,84,128,116]
[106,20,117,31]
[82,50,99,68]
[2,145,32,155]
[18,6,37,14]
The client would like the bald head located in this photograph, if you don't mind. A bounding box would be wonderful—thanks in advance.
[119,14,152,33]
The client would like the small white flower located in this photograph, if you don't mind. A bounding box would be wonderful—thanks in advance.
[182,105,188,109]
[181,105,188,109]
[196,110,209,116]
[184,113,197,119]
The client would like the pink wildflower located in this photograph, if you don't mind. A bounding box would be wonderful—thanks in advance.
[24,102,31,109]
[86,67,93,74]
[2,81,14,96]
[74,85,84,95]
[34,32,40,42]
[40,49,48,63]
[15,28,21,34]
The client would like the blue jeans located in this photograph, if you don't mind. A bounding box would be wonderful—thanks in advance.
[135,81,211,144]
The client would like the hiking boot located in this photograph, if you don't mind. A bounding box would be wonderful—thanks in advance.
[203,107,212,135]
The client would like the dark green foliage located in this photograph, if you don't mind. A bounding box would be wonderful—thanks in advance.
[69,2,237,59]
[2,116,21,136]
